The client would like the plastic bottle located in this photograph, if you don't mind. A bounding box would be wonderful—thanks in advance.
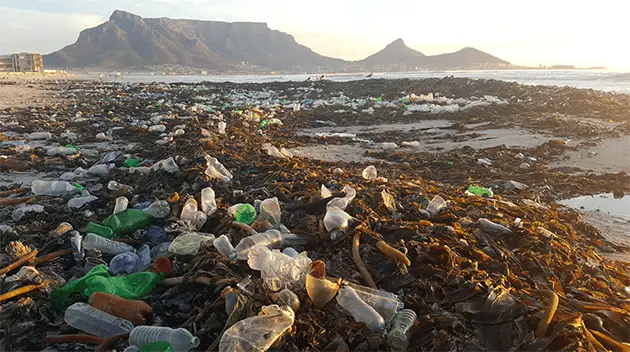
[361,165,378,181]
[68,195,98,209]
[168,233,215,256]
[143,201,171,219]
[89,292,153,326]
[102,209,151,235]
[51,222,73,237]
[151,242,172,260]
[108,180,133,193]
[232,203,256,225]
[259,197,281,224]
[387,309,417,350]
[69,231,84,263]
[336,287,385,331]
[28,131,52,140]
[123,158,140,168]
[64,302,134,338]
[180,198,198,221]
[213,235,235,258]
[478,218,512,236]
[152,157,179,173]
[275,288,301,312]
[204,155,232,182]
[137,244,151,271]
[200,187,217,215]
[219,305,295,352]
[110,252,141,275]
[114,196,129,214]
[129,326,200,352]
[426,195,447,217]
[88,164,114,176]
[232,229,284,260]
[12,204,44,221]
[146,226,169,246]
[88,222,115,239]
[192,211,207,230]
[345,282,403,323]
[31,180,80,196]
[83,233,135,255]
[46,146,78,156]
[282,247,299,258]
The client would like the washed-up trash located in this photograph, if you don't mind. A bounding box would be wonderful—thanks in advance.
[234,203,257,225]
[204,155,232,181]
[89,292,153,326]
[466,184,494,197]
[361,165,378,181]
[31,180,81,196]
[232,229,284,260]
[387,309,417,350]
[168,233,215,256]
[477,158,492,166]
[64,302,133,338]
[130,326,199,352]
[219,305,295,352]
[12,204,44,221]
[504,180,529,190]
[336,286,385,331]
[259,197,281,224]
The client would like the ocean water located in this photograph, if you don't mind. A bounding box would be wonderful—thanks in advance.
[102,69,630,93]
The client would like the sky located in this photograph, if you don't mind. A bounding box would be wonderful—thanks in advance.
[1,0,629,69]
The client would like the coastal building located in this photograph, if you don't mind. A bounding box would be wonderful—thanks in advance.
[0,53,44,72]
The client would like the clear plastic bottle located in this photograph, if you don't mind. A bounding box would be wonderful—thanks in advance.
[259,197,281,224]
[180,199,198,221]
[64,302,134,339]
[83,233,135,255]
[143,201,171,219]
[31,180,79,196]
[151,242,172,260]
[108,180,133,193]
[232,229,285,260]
[114,196,129,214]
[426,195,447,217]
[137,244,151,271]
[478,218,512,236]
[88,164,114,176]
[200,187,217,215]
[152,157,179,173]
[387,309,417,350]
[129,326,200,352]
[68,195,98,209]
[168,233,215,256]
[345,282,403,323]
[336,287,385,331]
[69,230,84,263]
[213,235,235,258]
[282,247,299,258]
[219,305,294,352]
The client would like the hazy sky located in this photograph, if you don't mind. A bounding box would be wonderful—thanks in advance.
[1,0,629,69]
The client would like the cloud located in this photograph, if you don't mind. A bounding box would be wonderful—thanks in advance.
[0,7,103,55]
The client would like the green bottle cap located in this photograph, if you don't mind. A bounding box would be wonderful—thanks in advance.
[139,341,174,352]
[234,204,257,225]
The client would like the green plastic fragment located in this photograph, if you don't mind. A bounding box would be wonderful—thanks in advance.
[467,185,494,198]
[72,183,84,192]
[234,204,257,225]
[375,96,383,102]
[258,119,270,129]
[139,341,174,352]
[122,158,140,168]
[87,222,115,239]
[65,144,80,151]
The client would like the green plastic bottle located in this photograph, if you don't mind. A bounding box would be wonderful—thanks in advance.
[234,204,257,225]
[258,119,270,130]
[88,222,115,239]
[102,209,151,235]
[123,158,140,168]
[467,185,494,198]
[139,341,174,352]
[84,270,162,300]
[65,144,81,151]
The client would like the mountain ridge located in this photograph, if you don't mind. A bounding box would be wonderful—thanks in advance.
[44,10,512,71]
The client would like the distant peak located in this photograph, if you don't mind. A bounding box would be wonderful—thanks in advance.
[109,9,142,22]
[388,38,406,46]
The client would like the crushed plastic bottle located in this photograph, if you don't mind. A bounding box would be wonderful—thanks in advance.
[259,197,281,224]
[232,229,285,260]
[110,252,141,275]
[88,164,114,176]
[204,155,232,182]
[68,195,98,209]
[129,326,200,352]
[387,309,417,350]
[168,233,215,256]
[12,204,45,221]
[60,167,88,181]
[361,165,378,181]
[200,187,217,215]
[114,196,129,214]
[152,157,179,173]
[137,244,151,271]
[108,180,133,193]
[143,200,171,219]
[247,245,312,291]
[478,218,512,236]
[148,124,167,132]
[31,180,81,196]
[69,231,84,263]
[213,235,235,258]
[83,233,135,255]
[344,282,403,323]
[336,286,385,331]
[102,209,151,235]
[28,131,52,140]
[180,198,198,221]
[64,302,134,338]
[219,305,295,352]
[425,195,447,217]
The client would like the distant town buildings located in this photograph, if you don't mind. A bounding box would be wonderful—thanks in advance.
[0,53,43,72]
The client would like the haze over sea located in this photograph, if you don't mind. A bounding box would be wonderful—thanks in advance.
[101,69,630,93]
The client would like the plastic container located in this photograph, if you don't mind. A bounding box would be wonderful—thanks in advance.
[168,233,215,256]
[147,226,169,246]
[345,282,403,323]
[426,195,447,217]
[361,165,377,181]
[31,180,80,196]
[234,203,257,225]
[102,209,151,235]
[180,199,198,221]
[219,305,294,352]
[64,302,134,338]
[114,196,129,214]
[200,187,217,215]
[213,235,235,258]
[83,233,135,255]
[387,309,417,350]
[129,326,199,352]
[232,229,284,260]
[143,201,171,219]
[336,287,385,331]
[68,195,98,209]
[259,197,281,224]
[89,292,153,326]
